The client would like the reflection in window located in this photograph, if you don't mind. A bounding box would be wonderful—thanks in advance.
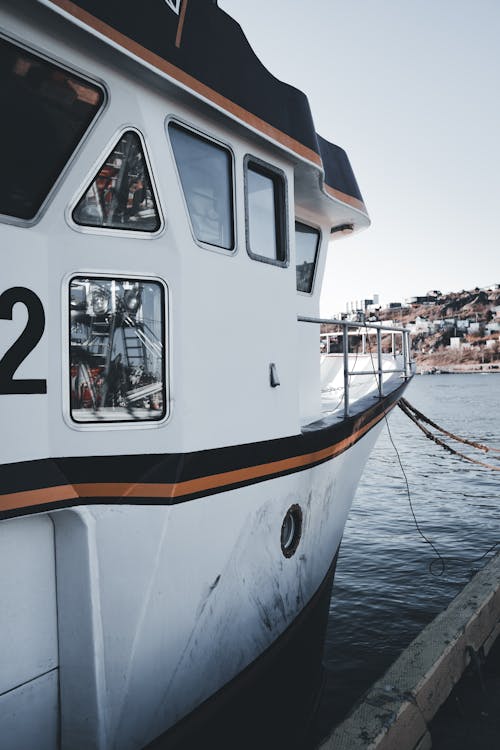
[245,160,286,263]
[73,131,160,232]
[70,277,166,423]
[295,222,320,293]
[169,123,234,249]
[0,37,103,220]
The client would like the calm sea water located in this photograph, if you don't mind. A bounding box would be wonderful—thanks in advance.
[313,374,500,742]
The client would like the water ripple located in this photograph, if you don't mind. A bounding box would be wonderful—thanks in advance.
[313,374,500,740]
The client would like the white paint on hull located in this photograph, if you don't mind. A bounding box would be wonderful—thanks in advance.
[0,4,402,748]
[0,515,58,695]
[48,422,383,750]
[0,670,59,750]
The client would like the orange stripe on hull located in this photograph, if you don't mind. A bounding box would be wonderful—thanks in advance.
[0,405,394,515]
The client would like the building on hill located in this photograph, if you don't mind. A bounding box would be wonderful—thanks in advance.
[406,295,436,306]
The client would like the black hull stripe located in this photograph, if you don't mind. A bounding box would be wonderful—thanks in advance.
[0,382,408,519]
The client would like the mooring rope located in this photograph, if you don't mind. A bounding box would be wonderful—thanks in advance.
[400,397,500,454]
[360,331,499,574]
[399,399,500,472]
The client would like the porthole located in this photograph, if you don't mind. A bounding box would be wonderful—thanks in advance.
[280,504,302,558]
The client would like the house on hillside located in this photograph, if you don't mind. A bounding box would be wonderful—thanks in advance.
[406,295,435,306]
[412,316,435,334]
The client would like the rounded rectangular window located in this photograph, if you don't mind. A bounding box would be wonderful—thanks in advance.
[245,157,287,265]
[69,277,166,423]
[295,222,320,293]
[0,36,104,221]
[73,131,161,232]
[169,122,234,250]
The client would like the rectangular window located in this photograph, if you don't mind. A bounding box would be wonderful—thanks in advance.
[0,36,104,221]
[295,222,320,293]
[169,122,234,249]
[69,277,166,423]
[245,157,287,265]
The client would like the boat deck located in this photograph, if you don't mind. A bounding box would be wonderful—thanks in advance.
[301,353,408,430]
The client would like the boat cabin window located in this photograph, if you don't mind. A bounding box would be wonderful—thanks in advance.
[69,276,166,423]
[244,157,287,266]
[73,131,161,232]
[168,122,234,250]
[295,222,320,293]
[0,36,104,221]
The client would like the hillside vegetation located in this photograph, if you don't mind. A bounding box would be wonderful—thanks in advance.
[376,286,500,372]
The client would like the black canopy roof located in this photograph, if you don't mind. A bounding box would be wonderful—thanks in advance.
[41,0,366,215]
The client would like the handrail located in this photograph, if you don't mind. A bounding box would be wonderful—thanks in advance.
[297,315,411,334]
[298,315,413,418]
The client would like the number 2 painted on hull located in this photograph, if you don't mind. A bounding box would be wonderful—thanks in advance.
[0,287,47,394]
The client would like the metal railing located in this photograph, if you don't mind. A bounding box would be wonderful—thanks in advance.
[298,316,413,418]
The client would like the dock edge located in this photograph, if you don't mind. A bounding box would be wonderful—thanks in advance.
[319,551,500,750]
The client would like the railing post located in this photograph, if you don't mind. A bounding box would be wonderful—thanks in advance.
[343,322,350,417]
[376,327,383,397]
[403,330,411,379]
[297,315,412,417]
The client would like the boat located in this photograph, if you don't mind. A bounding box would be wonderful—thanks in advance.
[0,2,413,748]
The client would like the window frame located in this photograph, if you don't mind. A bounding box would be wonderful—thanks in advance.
[243,154,289,268]
[63,271,170,431]
[295,219,322,295]
[166,117,237,255]
[0,31,108,229]
[67,126,164,239]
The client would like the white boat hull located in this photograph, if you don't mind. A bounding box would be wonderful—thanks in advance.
[0,419,383,750]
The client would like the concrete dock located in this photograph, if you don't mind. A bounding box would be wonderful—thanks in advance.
[318,551,500,750]
[429,634,500,748]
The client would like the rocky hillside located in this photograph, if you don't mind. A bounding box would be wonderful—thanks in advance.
[376,286,500,371]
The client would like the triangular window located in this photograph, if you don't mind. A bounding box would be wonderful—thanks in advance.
[165,0,182,14]
[73,131,161,232]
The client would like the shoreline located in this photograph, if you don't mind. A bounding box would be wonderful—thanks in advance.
[415,362,500,374]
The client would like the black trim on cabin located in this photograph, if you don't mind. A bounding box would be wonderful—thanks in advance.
[317,136,364,204]
[43,0,365,210]
[53,0,318,151]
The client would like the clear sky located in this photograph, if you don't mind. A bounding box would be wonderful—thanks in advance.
[218,0,500,314]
